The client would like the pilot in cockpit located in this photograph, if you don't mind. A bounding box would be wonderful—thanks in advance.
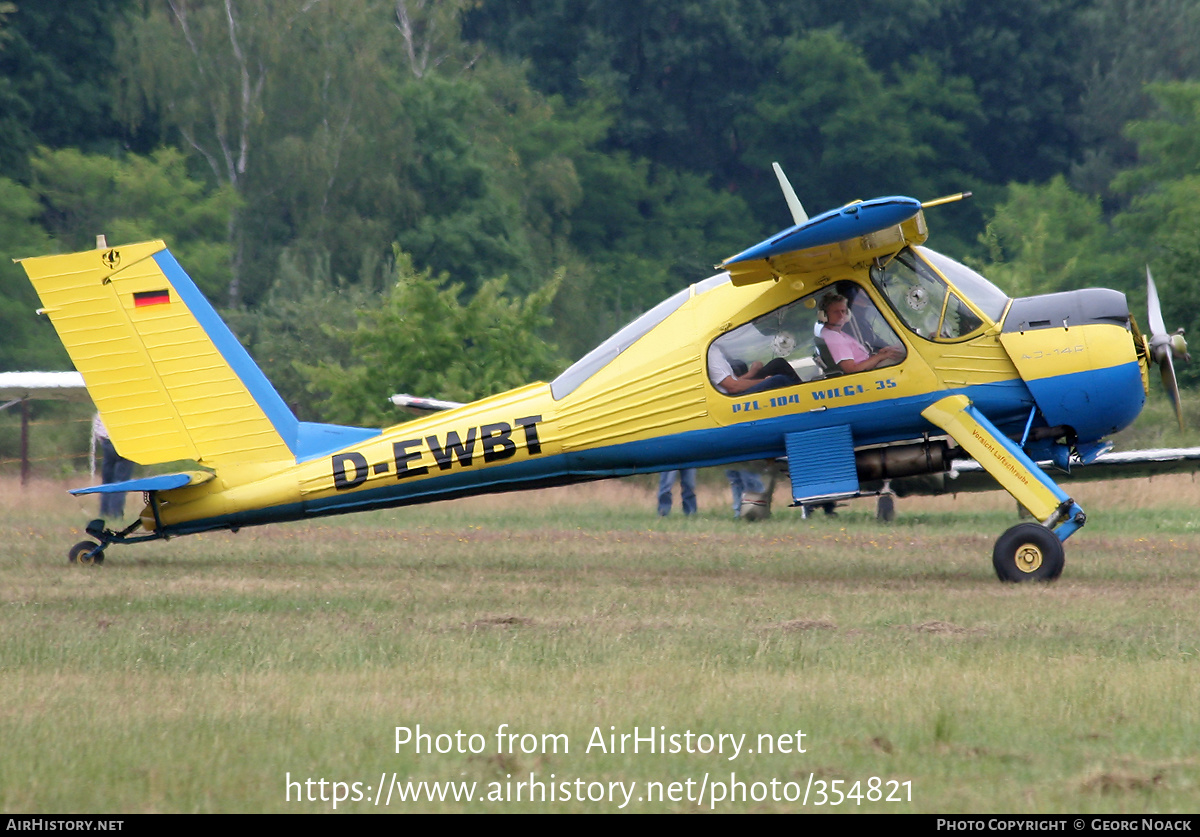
[816,292,904,375]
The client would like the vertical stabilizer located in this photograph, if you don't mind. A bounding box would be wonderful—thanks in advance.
[20,241,373,469]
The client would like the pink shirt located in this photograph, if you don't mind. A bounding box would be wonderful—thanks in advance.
[821,327,869,365]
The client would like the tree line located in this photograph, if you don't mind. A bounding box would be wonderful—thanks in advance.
[3,0,1200,427]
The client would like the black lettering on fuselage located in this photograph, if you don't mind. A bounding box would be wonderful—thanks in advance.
[480,422,516,462]
[393,439,430,479]
[426,427,477,470]
[513,415,543,454]
[332,452,369,490]
[330,416,546,491]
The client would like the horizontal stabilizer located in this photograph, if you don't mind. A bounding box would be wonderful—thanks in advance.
[70,470,215,496]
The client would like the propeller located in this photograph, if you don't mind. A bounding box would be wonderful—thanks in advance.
[772,162,808,226]
[1145,265,1190,430]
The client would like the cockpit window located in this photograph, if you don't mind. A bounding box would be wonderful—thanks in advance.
[870,247,1002,341]
[707,280,905,394]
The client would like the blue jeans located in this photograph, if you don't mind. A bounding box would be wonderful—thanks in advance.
[99,437,134,519]
[658,469,697,516]
[726,469,765,517]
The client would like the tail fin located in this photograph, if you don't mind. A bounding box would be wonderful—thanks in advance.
[19,241,376,470]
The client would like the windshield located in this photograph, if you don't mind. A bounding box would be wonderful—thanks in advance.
[917,247,1009,322]
[870,247,1007,340]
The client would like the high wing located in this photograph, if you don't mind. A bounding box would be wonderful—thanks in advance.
[880,446,1200,498]
[0,371,89,404]
[389,393,467,413]
[719,196,925,285]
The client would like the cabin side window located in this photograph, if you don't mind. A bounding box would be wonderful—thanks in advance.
[708,282,905,395]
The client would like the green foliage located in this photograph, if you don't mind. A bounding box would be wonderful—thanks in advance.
[465,0,799,176]
[301,250,566,427]
[561,150,760,356]
[736,30,983,234]
[828,0,1089,186]
[1,146,236,372]
[1115,82,1200,193]
[28,147,238,299]
[1070,0,1200,197]
[1111,82,1200,384]
[9,0,1200,421]
[968,78,1200,404]
[387,67,575,297]
[976,176,1109,298]
[0,0,137,179]
[222,247,386,421]
[466,0,1094,247]
[0,175,62,371]
[116,1,401,304]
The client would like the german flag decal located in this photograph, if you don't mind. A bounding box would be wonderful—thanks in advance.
[133,289,170,307]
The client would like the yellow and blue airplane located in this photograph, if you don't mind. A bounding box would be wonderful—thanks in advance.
[17,176,1187,580]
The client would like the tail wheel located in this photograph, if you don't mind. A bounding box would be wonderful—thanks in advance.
[992,523,1063,582]
[69,541,105,566]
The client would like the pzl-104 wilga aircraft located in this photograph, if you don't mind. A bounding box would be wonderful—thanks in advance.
[17,170,1188,580]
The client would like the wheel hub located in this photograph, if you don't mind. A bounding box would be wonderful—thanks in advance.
[1014,543,1043,573]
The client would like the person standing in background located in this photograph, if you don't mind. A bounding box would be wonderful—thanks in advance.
[93,414,133,521]
[657,469,697,516]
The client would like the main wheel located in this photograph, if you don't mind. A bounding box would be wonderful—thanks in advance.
[992,523,1063,582]
[68,540,105,566]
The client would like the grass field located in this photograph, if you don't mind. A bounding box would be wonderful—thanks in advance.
[1,472,1198,813]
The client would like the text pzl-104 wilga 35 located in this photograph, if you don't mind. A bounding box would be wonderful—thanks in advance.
[18,168,1188,580]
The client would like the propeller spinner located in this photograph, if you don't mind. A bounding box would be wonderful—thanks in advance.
[1146,266,1191,430]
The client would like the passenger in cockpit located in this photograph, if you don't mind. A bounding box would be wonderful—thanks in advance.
[708,344,802,394]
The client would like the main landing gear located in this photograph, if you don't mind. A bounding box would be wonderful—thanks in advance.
[921,395,1085,583]
[992,522,1065,582]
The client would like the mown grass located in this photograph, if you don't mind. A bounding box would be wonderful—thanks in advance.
[1,475,1198,813]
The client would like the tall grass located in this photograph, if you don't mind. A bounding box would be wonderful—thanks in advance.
[1,476,1197,812]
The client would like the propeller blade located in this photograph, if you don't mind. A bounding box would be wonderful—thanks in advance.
[1145,265,1188,430]
[772,162,808,226]
[1160,350,1186,431]
[1147,265,1168,339]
